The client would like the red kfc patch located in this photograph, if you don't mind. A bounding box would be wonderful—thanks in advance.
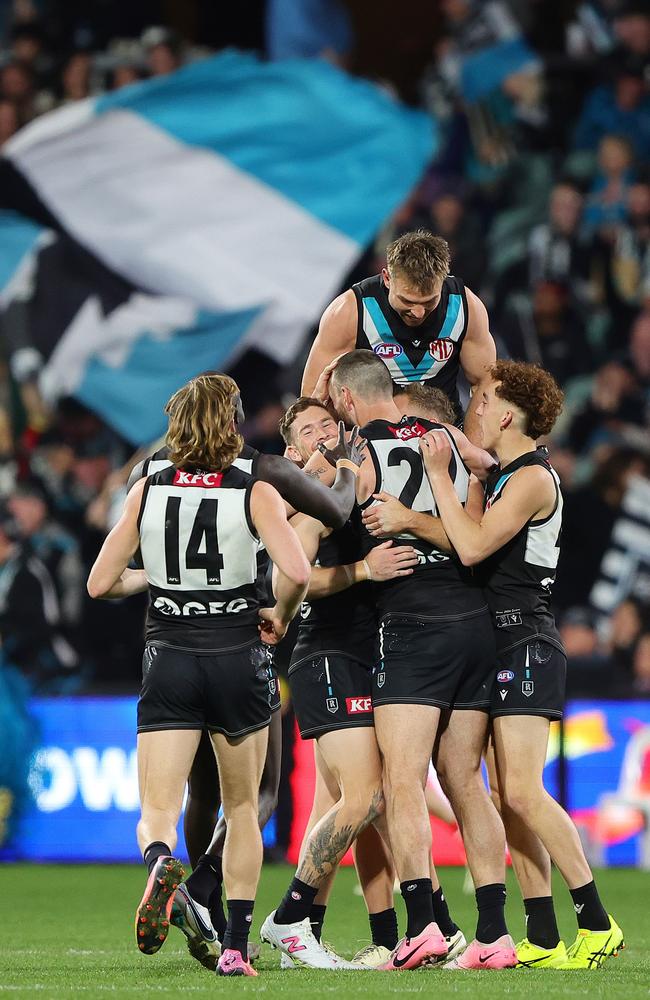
[388,421,428,440]
[173,470,223,487]
[346,696,373,714]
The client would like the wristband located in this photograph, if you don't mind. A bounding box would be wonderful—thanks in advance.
[336,458,360,476]
[342,564,354,587]
[362,558,372,582]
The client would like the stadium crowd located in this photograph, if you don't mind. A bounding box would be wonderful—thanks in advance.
[0,0,648,702]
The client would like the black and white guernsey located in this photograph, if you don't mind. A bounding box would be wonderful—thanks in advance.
[481,449,564,654]
[138,464,262,652]
[360,414,486,619]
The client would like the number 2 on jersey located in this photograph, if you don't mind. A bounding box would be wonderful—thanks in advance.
[164,496,224,585]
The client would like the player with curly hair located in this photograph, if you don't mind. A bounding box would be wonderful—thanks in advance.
[421,360,624,971]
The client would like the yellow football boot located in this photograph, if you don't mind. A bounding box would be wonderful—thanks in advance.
[516,938,568,968]
[560,915,625,969]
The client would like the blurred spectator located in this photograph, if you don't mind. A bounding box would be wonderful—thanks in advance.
[605,596,648,676]
[567,361,646,452]
[561,605,605,662]
[573,55,650,160]
[60,51,91,103]
[266,0,353,65]
[7,478,83,635]
[610,180,650,309]
[583,133,636,236]
[110,64,142,90]
[498,279,595,384]
[0,61,34,120]
[141,26,183,77]
[612,3,650,61]
[630,632,650,695]
[0,504,78,691]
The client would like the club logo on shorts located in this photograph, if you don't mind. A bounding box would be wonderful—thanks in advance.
[522,680,535,697]
[429,339,454,361]
[268,678,277,696]
[376,672,385,688]
[346,697,373,714]
[496,670,515,683]
[373,343,403,359]
[326,697,339,714]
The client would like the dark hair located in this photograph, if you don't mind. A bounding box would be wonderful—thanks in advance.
[393,383,457,424]
[491,360,564,439]
[330,350,394,400]
[279,397,330,446]
[386,230,450,290]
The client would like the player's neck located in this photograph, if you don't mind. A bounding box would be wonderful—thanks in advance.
[355,398,401,426]
[495,432,537,469]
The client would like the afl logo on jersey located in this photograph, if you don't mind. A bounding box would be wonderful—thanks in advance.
[496,670,515,683]
[429,339,453,362]
[373,343,403,360]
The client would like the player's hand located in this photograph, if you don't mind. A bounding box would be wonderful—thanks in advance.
[420,430,452,477]
[317,422,366,469]
[366,540,419,580]
[312,355,345,405]
[258,607,288,645]
[362,492,411,537]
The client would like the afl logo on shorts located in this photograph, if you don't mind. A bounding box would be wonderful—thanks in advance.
[496,670,515,683]
[373,343,403,360]
[429,339,453,361]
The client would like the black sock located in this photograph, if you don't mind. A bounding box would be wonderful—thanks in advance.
[208,886,227,940]
[185,854,222,906]
[400,878,434,939]
[275,877,319,925]
[569,881,609,931]
[309,903,327,942]
[369,908,399,950]
[524,896,560,949]
[475,883,508,943]
[143,841,171,874]
[222,899,254,956]
[432,887,458,937]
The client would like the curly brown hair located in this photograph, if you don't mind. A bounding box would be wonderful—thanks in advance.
[491,360,564,439]
[165,373,243,471]
[385,230,450,291]
[279,396,329,446]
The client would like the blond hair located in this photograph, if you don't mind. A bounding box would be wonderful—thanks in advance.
[386,230,450,291]
[165,373,243,471]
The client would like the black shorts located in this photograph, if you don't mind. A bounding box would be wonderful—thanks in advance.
[490,640,566,720]
[289,654,374,739]
[373,611,495,710]
[137,640,280,738]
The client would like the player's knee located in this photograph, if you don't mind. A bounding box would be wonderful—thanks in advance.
[344,783,384,825]
[502,783,543,819]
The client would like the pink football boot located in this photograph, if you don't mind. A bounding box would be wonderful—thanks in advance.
[217,948,258,976]
[380,922,447,970]
[444,934,517,969]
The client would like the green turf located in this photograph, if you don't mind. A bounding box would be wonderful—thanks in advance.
[0,864,648,998]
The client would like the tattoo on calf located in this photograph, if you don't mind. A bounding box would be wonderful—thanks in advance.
[296,788,384,884]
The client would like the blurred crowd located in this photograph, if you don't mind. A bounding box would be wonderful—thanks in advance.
[0,0,649,702]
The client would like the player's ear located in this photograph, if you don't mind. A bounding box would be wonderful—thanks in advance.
[501,409,513,430]
[381,267,390,287]
[284,444,302,463]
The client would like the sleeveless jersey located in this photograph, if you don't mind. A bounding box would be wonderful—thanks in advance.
[360,415,486,619]
[141,443,260,478]
[353,274,469,412]
[481,450,564,654]
[138,463,261,652]
[290,512,377,670]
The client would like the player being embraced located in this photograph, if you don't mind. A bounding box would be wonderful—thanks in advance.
[319,351,516,971]
[421,360,624,970]
[260,398,419,969]
[87,373,311,978]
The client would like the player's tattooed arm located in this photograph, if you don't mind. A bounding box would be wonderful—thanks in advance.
[257,450,354,529]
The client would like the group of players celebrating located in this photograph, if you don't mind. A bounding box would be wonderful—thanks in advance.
[88,231,625,977]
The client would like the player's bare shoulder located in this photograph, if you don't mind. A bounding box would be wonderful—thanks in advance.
[318,288,358,347]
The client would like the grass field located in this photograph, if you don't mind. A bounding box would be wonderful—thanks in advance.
[0,864,648,998]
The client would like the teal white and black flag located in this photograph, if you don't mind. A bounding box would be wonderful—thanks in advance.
[0,51,434,445]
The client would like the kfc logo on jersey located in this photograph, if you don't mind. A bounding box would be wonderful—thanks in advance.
[373,343,403,359]
[429,339,454,361]
[346,697,373,714]
[389,420,428,440]
[173,470,223,487]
